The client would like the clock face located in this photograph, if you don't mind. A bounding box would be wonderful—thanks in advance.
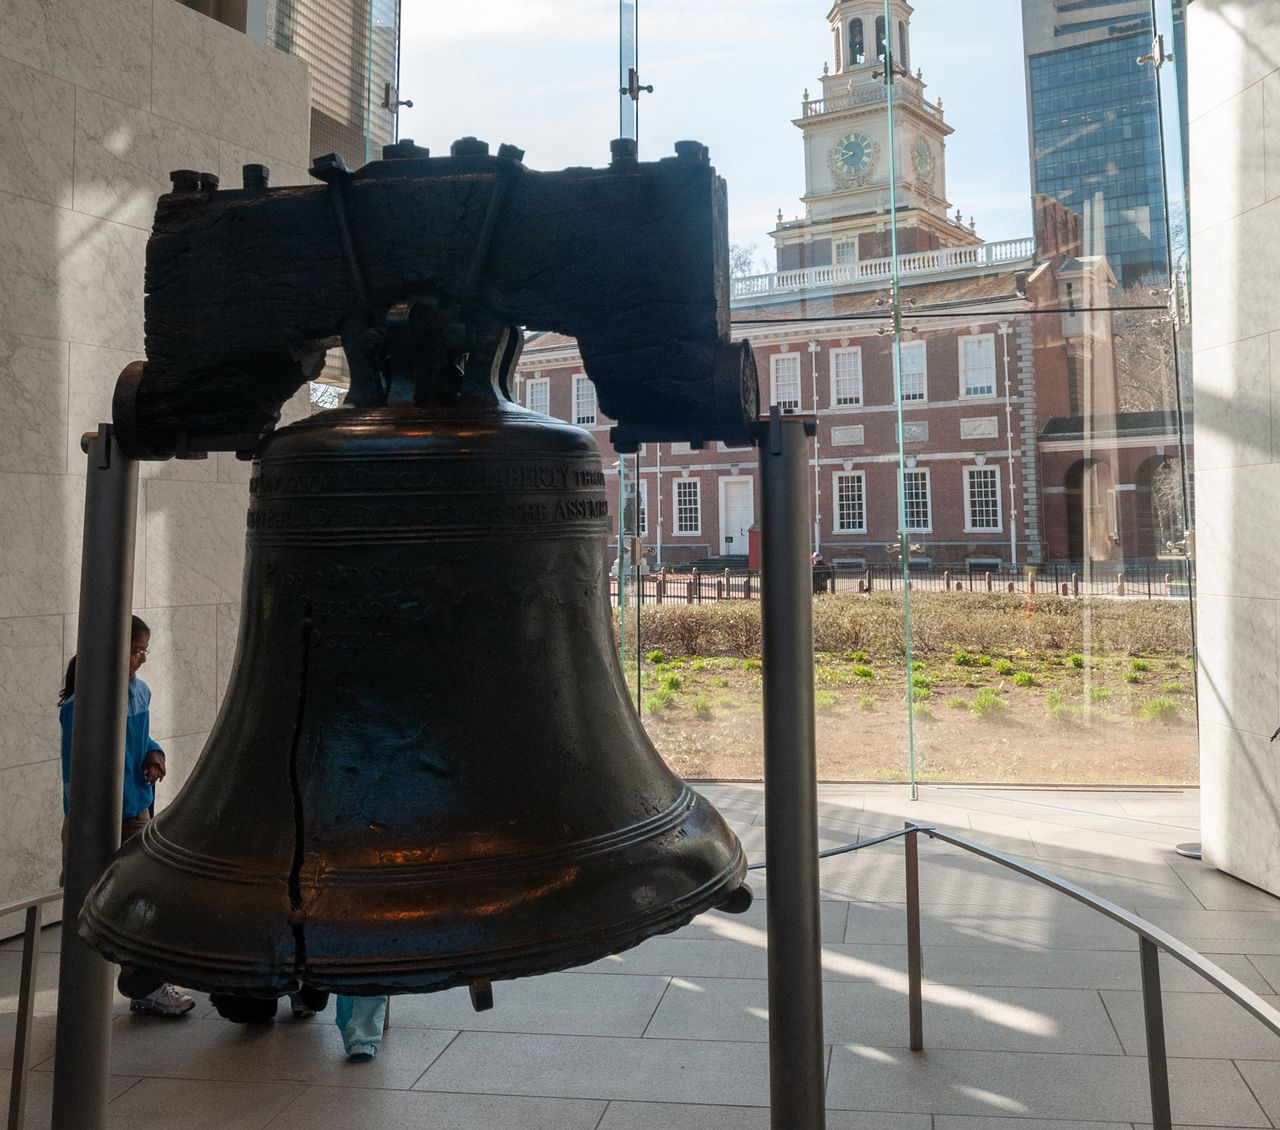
[912,136,934,178]
[831,132,876,179]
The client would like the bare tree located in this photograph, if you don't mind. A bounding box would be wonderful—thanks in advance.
[730,242,769,279]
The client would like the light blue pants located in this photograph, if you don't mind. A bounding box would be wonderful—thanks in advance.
[335,994,387,1060]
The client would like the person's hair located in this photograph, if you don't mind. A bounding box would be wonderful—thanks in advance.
[58,615,154,703]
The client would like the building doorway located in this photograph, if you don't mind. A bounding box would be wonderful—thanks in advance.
[719,477,754,556]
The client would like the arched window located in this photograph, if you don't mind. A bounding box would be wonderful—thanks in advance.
[849,18,864,65]
[875,16,887,62]
[898,20,909,70]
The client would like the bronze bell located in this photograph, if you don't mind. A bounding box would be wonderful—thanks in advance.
[80,393,749,997]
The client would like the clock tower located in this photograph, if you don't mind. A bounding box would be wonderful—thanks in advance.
[773,0,980,272]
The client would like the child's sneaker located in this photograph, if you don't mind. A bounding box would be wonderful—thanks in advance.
[130,983,196,1017]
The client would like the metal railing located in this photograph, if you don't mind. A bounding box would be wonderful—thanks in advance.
[751,824,1280,1130]
[4,889,61,1130]
[611,560,1193,604]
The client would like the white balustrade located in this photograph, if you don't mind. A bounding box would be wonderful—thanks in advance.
[731,237,1038,301]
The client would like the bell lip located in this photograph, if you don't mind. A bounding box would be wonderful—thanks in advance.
[78,845,747,997]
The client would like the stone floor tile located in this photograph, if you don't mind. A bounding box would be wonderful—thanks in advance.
[384,970,670,1037]
[105,1078,305,1128]
[597,1100,929,1129]
[0,1008,56,1064]
[1124,908,1280,949]
[414,1032,774,1106]
[1168,860,1280,912]
[263,1086,607,1129]
[826,1047,1268,1125]
[937,1119,1132,1130]
[644,977,1123,1055]
[844,898,1137,951]
[672,898,848,943]
[1249,954,1280,993]
[1235,1058,1280,1125]
[0,1068,139,1129]
[31,1013,458,1091]
[0,923,62,954]
[583,937,769,980]
[1101,989,1280,1059]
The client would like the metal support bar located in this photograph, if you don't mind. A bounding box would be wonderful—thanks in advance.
[51,427,139,1130]
[904,825,924,1051]
[759,408,826,1130]
[7,904,42,1130]
[1140,937,1173,1130]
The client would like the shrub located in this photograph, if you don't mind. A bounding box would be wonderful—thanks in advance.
[1012,671,1035,688]
[1069,653,1085,669]
[976,654,993,667]
[953,649,979,667]
[970,687,1006,717]
[646,649,665,664]
[689,694,714,719]
[814,690,839,713]
[1130,658,1151,672]
[659,673,682,692]
[994,659,1015,675]
[644,687,675,714]
[1140,697,1180,723]
[945,696,967,709]
[853,665,875,679]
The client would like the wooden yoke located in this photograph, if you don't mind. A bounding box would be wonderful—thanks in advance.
[114,136,759,459]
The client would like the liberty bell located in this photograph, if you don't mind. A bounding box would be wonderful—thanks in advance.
[81,293,752,999]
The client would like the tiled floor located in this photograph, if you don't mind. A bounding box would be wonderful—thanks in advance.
[4,784,1279,1129]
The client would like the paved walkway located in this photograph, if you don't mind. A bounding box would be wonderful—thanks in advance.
[3,785,1278,1129]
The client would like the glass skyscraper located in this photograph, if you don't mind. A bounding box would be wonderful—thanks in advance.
[1022,1,1186,288]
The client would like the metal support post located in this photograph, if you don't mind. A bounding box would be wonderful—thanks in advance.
[7,904,42,1130]
[759,408,826,1130]
[1139,937,1173,1130]
[904,824,924,1051]
[51,426,139,1130]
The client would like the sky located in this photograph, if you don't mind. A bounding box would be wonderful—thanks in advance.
[397,1,1033,266]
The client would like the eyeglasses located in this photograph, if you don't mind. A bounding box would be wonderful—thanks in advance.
[131,648,149,659]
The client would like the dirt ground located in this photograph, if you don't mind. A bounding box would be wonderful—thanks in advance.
[635,652,1199,786]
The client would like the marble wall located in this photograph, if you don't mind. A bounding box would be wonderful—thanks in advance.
[1190,0,1280,897]
[0,0,312,936]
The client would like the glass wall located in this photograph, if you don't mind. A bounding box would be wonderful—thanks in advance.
[397,0,1195,786]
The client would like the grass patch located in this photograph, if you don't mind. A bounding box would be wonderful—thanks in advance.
[994,659,1015,676]
[953,649,979,667]
[945,696,967,709]
[1068,653,1085,669]
[1089,687,1111,704]
[644,687,675,714]
[815,690,839,713]
[689,694,714,719]
[858,695,876,711]
[1012,671,1036,688]
[646,649,665,663]
[1140,697,1181,723]
[712,676,729,688]
[970,687,1006,717]
[911,686,932,702]
[1130,659,1151,672]
[852,665,875,679]
[849,650,869,662]
[910,673,934,691]
[1160,681,1185,694]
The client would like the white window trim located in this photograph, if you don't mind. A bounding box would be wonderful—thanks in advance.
[959,333,997,400]
[897,340,927,404]
[902,467,933,533]
[673,478,702,536]
[573,374,597,426]
[526,376,550,415]
[830,346,863,407]
[770,353,802,411]
[630,479,649,536]
[963,465,1003,533]
[832,470,868,534]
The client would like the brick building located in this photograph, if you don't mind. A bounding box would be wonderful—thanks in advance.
[514,0,1176,573]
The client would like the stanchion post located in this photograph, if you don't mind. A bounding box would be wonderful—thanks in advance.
[7,904,42,1130]
[905,824,923,1051]
[759,408,826,1130]
[51,426,139,1130]
[1139,937,1173,1130]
